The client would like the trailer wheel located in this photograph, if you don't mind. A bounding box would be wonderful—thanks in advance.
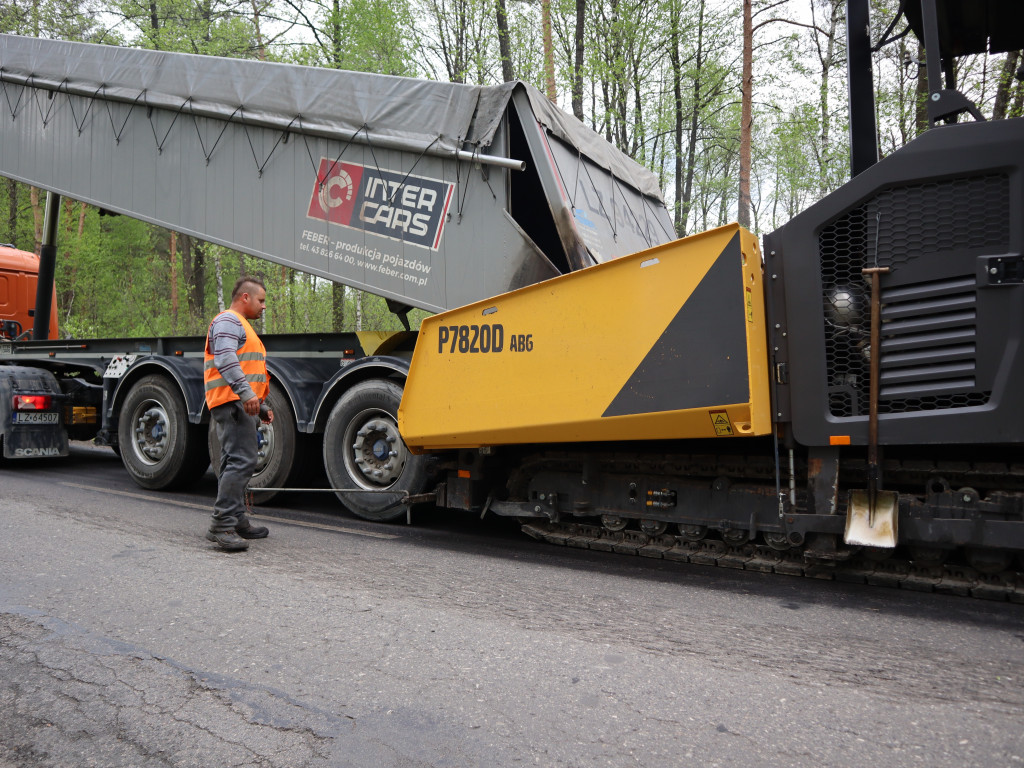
[322,378,429,522]
[208,381,296,504]
[118,374,208,489]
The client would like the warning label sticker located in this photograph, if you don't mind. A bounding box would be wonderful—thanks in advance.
[709,410,734,437]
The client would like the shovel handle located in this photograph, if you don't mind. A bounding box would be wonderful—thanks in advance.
[863,266,890,522]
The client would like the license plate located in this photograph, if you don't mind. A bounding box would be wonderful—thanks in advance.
[12,412,59,424]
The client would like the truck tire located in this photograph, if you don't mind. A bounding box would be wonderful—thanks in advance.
[118,374,208,490]
[208,381,296,504]
[322,378,429,522]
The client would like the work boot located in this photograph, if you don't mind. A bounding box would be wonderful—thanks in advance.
[206,529,249,551]
[235,521,269,539]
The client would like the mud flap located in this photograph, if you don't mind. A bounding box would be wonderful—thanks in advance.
[3,425,69,458]
[844,489,898,548]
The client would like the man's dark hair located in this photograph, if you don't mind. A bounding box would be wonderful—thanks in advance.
[231,275,266,301]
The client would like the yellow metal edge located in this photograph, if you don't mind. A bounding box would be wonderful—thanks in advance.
[404,402,760,452]
[739,229,773,435]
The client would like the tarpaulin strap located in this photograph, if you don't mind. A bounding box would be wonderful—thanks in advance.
[571,149,583,208]
[380,135,441,207]
[105,88,146,144]
[455,146,478,221]
[302,120,363,185]
[455,147,462,219]
[30,76,61,127]
[451,143,492,219]
[609,170,619,242]
[359,130,457,209]
[146,93,191,154]
[579,159,616,238]
[610,171,655,249]
[193,105,240,165]
[643,195,675,241]
[544,136,579,211]
[363,126,384,180]
[62,81,103,136]
[479,146,498,202]
[361,127,392,211]
[0,77,26,120]
[242,112,298,177]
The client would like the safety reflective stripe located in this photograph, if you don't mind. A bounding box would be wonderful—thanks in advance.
[203,352,264,371]
[204,373,268,391]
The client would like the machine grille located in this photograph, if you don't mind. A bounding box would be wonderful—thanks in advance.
[819,173,1008,418]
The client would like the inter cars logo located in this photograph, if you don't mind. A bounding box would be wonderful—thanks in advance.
[307,158,454,251]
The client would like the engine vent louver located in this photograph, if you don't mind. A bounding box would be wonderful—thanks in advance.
[819,174,1008,418]
[877,276,982,402]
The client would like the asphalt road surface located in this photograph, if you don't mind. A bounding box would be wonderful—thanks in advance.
[1,443,1022,767]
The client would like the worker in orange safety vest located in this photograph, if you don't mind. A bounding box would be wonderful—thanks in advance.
[203,276,274,551]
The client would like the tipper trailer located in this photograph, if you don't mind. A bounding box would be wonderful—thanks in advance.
[0,33,675,502]
[4,0,1024,597]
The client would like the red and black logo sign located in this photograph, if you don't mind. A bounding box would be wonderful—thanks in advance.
[307,158,454,251]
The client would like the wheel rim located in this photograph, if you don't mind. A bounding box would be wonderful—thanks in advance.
[130,400,171,465]
[678,523,708,542]
[640,519,667,536]
[601,514,628,532]
[255,421,275,474]
[722,528,748,545]
[342,406,408,490]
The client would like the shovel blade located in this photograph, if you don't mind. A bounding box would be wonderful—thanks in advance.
[844,489,898,548]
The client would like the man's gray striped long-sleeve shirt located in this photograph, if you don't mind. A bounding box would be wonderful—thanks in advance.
[207,311,257,403]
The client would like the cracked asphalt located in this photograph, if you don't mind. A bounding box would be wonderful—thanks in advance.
[1,444,1023,767]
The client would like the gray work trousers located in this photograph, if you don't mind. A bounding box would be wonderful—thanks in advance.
[210,401,259,532]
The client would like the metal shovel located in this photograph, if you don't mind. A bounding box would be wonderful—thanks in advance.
[844,266,898,549]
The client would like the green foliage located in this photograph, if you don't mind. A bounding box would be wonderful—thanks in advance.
[0,0,104,40]
[0,181,36,251]
[54,209,172,337]
[284,0,419,76]
[112,0,261,56]
[331,0,418,76]
[418,0,493,83]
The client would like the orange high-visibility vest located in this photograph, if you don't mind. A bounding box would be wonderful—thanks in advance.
[204,310,269,410]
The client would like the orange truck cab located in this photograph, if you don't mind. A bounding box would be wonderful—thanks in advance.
[0,243,59,340]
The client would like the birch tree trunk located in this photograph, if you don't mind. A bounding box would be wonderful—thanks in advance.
[543,0,557,100]
[332,283,345,331]
[30,186,44,253]
[170,233,179,334]
[738,0,752,229]
[214,253,225,314]
[993,51,1021,120]
[6,180,19,245]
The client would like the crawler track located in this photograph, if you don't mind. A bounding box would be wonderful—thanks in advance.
[521,521,1024,602]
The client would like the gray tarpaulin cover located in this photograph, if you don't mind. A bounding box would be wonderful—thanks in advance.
[0,34,664,201]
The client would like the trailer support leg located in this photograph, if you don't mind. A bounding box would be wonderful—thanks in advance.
[32,190,60,341]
